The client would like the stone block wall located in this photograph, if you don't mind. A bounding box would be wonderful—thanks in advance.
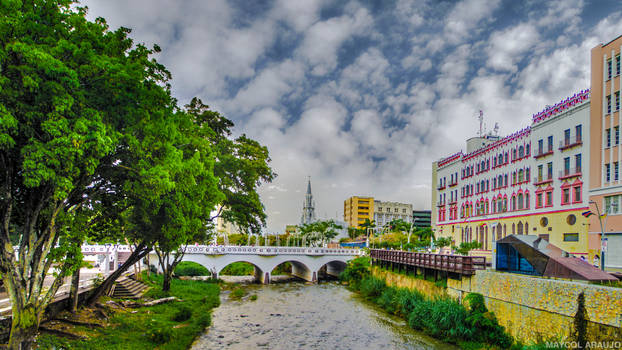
[447,270,622,343]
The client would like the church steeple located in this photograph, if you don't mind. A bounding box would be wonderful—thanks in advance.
[301,176,316,225]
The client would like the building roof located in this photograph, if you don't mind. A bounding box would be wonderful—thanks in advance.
[497,235,617,282]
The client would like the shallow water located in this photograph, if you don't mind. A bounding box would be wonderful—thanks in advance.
[191,279,455,350]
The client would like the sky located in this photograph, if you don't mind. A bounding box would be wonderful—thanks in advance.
[81,0,622,233]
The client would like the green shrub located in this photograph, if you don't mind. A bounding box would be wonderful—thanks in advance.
[250,294,258,301]
[173,304,193,322]
[359,276,386,300]
[230,287,246,299]
[197,313,211,328]
[395,288,425,317]
[377,287,398,314]
[148,325,172,344]
[174,261,210,276]
[340,256,371,288]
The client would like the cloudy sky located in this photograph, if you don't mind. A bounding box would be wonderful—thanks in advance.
[82,0,622,233]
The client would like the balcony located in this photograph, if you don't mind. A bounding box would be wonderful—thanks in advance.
[448,180,458,187]
[437,184,446,190]
[559,137,582,151]
[533,176,553,186]
[449,199,458,205]
[534,149,554,159]
[559,167,582,180]
[436,201,446,207]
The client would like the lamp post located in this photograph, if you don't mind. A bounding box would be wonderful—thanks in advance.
[589,200,607,271]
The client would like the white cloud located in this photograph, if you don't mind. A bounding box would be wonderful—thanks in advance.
[81,0,622,233]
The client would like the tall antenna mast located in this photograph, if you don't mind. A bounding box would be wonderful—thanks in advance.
[478,110,484,137]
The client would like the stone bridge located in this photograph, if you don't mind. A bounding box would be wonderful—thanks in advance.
[152,245,363,284]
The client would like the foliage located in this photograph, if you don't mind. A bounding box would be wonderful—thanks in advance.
[271,262,292,275]
[299,220,343,246]
[339,256,371,289]
[434,237,452,248]
[174,261,210,277]
[172,305,193,322]
[220,262,254,276]
[250,295,258,301]
[37,272,220,350]
[230,288,246,300]
[344,268,514,348]
[453,241,483,256]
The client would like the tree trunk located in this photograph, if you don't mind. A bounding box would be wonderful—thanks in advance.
[69,268,80,313]
[8,304,38,350]
[162,272,171,292]
[86,244,150,306]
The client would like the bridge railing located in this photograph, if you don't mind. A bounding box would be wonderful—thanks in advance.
[181,245,363,256]
[370,249,485,275]
[81,244,363,256]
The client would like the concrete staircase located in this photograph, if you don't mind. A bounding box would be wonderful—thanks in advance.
[111,276,150,299]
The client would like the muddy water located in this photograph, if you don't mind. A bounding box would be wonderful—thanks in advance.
[191,279,455,350]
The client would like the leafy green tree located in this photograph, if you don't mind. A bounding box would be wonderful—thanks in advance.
[185,98,276,234]
[299,220,342,246]
[435,237,452,249]
[0,2,174,347]
[453,241,483,256]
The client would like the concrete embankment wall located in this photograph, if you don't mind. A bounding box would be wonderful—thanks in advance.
[447,271,622,344]
[370,267,446,298]
[371,266,622,344]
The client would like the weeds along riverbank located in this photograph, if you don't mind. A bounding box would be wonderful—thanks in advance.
[340,257,558,350]
[36,272,221,350]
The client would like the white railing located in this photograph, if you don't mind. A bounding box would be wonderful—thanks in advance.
[181,245,363,256]
[81,244,362,256]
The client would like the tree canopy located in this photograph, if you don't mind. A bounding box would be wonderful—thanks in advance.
[0,1,274,347]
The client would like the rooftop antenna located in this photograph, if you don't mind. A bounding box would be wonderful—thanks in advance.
[478,110,484,137]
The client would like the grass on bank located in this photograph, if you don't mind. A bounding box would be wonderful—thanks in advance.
[36,272,220,350]
[341,256,563,350]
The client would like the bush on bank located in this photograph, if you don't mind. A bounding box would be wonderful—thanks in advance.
[341,257,513,348]
[36,273,220,349]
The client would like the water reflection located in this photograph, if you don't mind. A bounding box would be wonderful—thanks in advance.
[192,280,455,350]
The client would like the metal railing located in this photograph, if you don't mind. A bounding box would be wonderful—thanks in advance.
[370,249,486,275]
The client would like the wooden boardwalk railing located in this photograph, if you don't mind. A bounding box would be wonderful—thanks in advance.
[370,249,486,276]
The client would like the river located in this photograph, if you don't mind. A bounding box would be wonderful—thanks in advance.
[191,278,455,350]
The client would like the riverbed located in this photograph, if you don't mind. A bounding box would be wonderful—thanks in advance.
[191,279,455,350]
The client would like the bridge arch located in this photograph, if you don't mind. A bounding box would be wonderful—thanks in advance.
[317,260,348,280]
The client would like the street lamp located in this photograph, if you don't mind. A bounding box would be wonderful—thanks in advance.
[589,200,607,270]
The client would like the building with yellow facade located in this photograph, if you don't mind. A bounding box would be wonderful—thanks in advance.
[344,196,374,228]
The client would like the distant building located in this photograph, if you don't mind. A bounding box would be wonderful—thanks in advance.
[344,196,374,228]
[300,177,316,225]
[412,210,431,228]
[373,200,413,229]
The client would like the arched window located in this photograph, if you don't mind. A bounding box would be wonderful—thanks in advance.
[497,223,502,240]
[518,169,524,182]
[512,196,517,211]
[503,224,507,236]
[519,145,524,158]
[525,192,530,208]
[525,222,529,234]
[484,226,488,250]
[512,223,516,234]
[518,193,524,210]
[513,149,517,160]
[498,154,503,164]
[526,143,530,155]
[504,152,508,163]
[517,221,523,235]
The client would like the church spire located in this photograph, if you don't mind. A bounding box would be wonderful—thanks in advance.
[301,176,316,225]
